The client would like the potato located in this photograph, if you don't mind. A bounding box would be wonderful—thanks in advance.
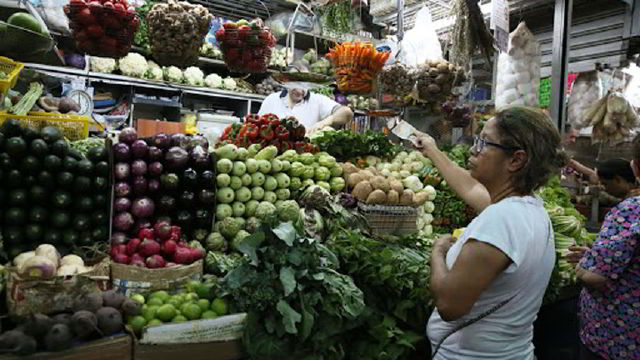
[366,190,387,205]
[400,190,414,206]
[359,170,375,179]
[342,162,359,178]
[389,179,404,194]
[370,176,390,192]
[386,190,400,205]
[352,181,373,202]
[348,173,364,188]
[413,192,430,206]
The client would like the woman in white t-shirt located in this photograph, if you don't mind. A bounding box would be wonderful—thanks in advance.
[413,106,565,360]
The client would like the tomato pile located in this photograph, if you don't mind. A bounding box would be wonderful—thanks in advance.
[219,114,318,153]
[65,0,138,57]
[216,19,276,73]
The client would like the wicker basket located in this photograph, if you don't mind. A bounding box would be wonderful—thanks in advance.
[357,202,418,235]
[0,111,91,140]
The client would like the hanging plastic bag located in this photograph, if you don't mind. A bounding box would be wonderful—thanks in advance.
[622,62,640,108]
[398,6,443,67]
[28,0,70,35]
[495,22,541,109]
[567,71,603,130]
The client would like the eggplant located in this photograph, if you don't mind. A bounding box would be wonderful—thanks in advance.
[119,128,138,145]
[198,189,216,206]
[199,170,215,187]
[182,168,198,188]
[152,133,171,149]
[156,195,176,213]
[190,145,210,171]
[195,209,212,228]
[165,146,189,171]
[179,190,195,208]
[148,146,163,161]
[175,210,193,229]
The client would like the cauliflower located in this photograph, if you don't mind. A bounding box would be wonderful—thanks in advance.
[255,201,277,222]
[219,217,243,240]
[222,77,237,90]
[402,175,424,192]
[278,200,300,222]
[90,56,117,73]
[145,60,163,81]
[118,53,148,78]
[205,73,223,88]
[163,66,184,83]
[183,66,205,86]
[423,185,437,201]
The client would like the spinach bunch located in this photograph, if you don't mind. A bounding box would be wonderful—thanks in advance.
[311,130,396,161]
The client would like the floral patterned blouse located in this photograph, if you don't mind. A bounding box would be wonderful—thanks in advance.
[578,196,640,360]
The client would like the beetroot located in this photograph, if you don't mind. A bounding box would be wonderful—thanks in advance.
[114,182,131,197]
[130,140,148,159]
[114,197,132,212]
[126,238,141,256]
[70,311,99,340]
[161,240,177,256]
[113,143,130,161]
[139,239,161,257]
[154,221,172,240]
[131,197,155,219]
[113,212,134,231]
[72,293,103,313]
[145,255,166,268]
[102,290,126,309]
[131,160,147,176]
[44,324,73,352]
[119,127,137,144]
[190,248,204,261]
[148,161,163,177]
[173,247,192,264]
[110,244,127,258]
[96,307,123,336]
[121,298,142,317]
[113,253,130,264]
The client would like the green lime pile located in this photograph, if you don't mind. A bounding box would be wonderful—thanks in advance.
[126,281,230,335]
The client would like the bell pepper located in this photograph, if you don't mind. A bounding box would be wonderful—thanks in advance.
[304,143,314,153]
[259,124,274,141]
[292,124,306,140]
[246,123,258,139]
[275,125,289,141]
[280,141,292,151]
[139,228,154,240]
[260,113,279,127]
[269,118,281,129]
[245,114,261,126]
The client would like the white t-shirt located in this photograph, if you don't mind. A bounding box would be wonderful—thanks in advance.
[427,196,555,360]
[258,91,341,130]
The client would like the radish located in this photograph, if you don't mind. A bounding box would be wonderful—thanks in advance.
[154,221,172,240]
[138,239,160,257]
[173,247,192,264]
[126,238,141,256]
[113,253,131,264]
[161,240,177,256]
[110,245,127,258]
[145,255,166,269]
[177,241,189,248]
[190,248,204,261]
[130,253,144,263]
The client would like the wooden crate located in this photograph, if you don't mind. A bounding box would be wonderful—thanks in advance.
[0,334,132,360]
[134,339,243,360]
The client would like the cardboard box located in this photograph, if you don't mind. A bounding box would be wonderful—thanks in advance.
[7,258,111,317]
[0,333,132,360]
[134,339,243,360]
[111,260,203,296]
[138,313,247,344]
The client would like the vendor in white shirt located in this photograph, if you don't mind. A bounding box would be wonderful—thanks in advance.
[258,88,353,135]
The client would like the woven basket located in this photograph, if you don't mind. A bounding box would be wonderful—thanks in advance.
[357,202,418,235]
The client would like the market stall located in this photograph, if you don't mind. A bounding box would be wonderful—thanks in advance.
[0,0,638,359]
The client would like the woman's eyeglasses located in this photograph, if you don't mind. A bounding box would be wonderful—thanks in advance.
[472,136,521,153]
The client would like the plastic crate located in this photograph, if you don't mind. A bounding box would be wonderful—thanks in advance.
[0,57,24,95]
[357,202,418,235]
[0,111,91,140]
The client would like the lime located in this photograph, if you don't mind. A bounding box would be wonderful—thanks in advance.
[147,319,164,326]
[147,298,164,306]
[186,280,201,293]
[197,299,211,312]
[211,298,229,316]
[182,303,202,320]
[156,304,177,322]
[131,294,146,304]
[172,315,188,323]
[143,305,160,322]
[195,283,215,300]
[149,290,170,302]
[128,315,147,334]
[201,311,218,319]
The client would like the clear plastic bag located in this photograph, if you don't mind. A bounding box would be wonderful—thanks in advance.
[397,6,443,67]
[266,11,315,40]
[28,0,70,34]
[567,71,603,130]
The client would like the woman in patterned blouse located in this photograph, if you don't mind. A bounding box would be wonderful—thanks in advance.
[566,135,640,360]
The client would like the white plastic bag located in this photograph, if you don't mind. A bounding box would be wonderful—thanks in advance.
[495,22,541,109]
[567,71,603,130]
[398,6,443,67]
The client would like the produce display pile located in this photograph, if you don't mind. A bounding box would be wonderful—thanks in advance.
[64,0,139,58]
[0,120,111,260]
[216,19,277,73]
[112,128,215,244]
[379,63,415,102]
[327,42,390,93]
[12,245,94,280]
[310,128,399,161]
[414,59,466,103]
[218,114,314,153]
[583,91,639,143]
[0,289,136,355]
[147,0,213,67]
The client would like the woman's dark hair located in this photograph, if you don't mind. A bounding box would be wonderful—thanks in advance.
[494,106,566,194]
[596,158,636,184]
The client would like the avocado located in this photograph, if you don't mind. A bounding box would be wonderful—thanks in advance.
[67,148,84,160]
[76,159,94,176]
[37,170,54,188]
[75,196,93,211]
[72,176,91,192]
[29,206,48,223]
[21,155,41,174]
[40,126,63,144]
[43,154,62,172]
[61,229,78,246]
[91,226,108,241]
[52,212,71,228]
[87,146,107,162]
[52,191,72,208]
[6,169,22,188]
[94,161,109,177]
[43,230,62,244]
[1,118,23,137]
[0,152,14,169]
[25,224,43,242]
[57,172,74,188]
[62,156,78,172]
[94,193,107,207]
[3,227,23,245]
[21,126,40,141]
[29,185,47,203]
[74,214,91,231]
[23,175,36,187]
[8,189,27,206]
[5,207,26,225]
[78,231,93,246]
[29,139,48,157]
[93,177,108,191]
[6,137,27,158]
[50,139,69,157]
[92,211,108,225]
